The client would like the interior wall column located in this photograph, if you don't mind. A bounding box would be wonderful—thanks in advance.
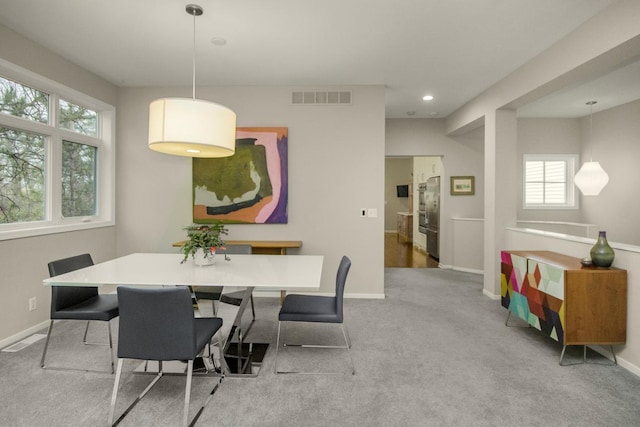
[483,109,517,296]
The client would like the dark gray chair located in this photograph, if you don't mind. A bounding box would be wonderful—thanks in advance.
[275,255,355,374]
[108,286,226,427]
[41,253,119,373]
[193,244,255,326]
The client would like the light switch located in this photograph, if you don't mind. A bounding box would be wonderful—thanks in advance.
[367,208,377,218]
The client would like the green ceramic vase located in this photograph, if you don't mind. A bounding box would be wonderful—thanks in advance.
[590,231,615,268]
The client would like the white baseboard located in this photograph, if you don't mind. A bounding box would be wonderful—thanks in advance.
[438,264,484,276]
[0,320,49,350]
[590,345,640,377]
[482,288,501,300]
[452,266,484,275]
[253,290,385,299]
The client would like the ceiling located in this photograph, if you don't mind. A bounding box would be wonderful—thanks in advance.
[0,0,623,119]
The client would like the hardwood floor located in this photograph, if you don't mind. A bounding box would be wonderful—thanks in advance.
[384,232,439,268]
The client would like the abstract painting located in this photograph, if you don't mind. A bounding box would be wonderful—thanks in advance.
[192,127,288,224]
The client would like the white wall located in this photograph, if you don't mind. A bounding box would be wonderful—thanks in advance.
[0,24,118,346]
[116,85,386,297]
[451,218,484,273]
[579,99,640,246]
[516,101,640,246]
[517,118,582,223]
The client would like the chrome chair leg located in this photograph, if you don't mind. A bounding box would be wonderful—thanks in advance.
[275,321,355,374]
[40,320,54,368]
[107,322,115,374]
[82,320,91,344]
[110,360,165,426]
[183,361,193,427]
[192,334,226,426]
[108,359,124,426]
[41,319,114,373]
[274,322,282,374]
[110,331,228,426]
[341,324,356,375]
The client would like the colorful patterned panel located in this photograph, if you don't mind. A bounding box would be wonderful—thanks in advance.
[529,259,565,342]
[500,252,527,310]
[500,252,566,342]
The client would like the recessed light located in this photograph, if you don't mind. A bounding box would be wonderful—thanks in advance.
[422,95,434,101]
[406,111,416,116]
[211,37,227,46]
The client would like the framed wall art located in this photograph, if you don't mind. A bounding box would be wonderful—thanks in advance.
[192,127,288,224]
[450,176,475,196]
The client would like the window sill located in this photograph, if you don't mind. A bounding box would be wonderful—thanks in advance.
[0,220,114,241]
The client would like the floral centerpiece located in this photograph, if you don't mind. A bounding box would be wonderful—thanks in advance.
[180,222,228,264]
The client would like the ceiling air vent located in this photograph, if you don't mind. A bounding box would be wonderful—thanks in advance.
[291,91,352,105]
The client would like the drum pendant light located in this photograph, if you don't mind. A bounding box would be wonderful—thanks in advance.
[574,101,608,196]
[148,4,236,158]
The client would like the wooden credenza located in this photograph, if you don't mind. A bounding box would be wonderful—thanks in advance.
[501,250,627,362]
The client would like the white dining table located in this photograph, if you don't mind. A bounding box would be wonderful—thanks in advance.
[42,252,324,290]
[43,252,324,377]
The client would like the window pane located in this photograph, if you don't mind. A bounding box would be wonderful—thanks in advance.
[545,161,566,183]
[0,127,46,223]
[525,183,543,204]
[545,183,566,203]
[59,99,98,136]
[0,76,49,123]
[525,161,544,182]
[62,140,96,217]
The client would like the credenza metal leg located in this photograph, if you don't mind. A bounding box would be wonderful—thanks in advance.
[505,310,530,328]
[559,345,568,365]
[560,344,618,366]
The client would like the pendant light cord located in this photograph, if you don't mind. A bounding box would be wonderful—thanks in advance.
[192,9,196,100]
[587,100,597,162]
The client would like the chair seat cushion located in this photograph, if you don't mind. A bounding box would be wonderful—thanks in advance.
[193,286,223,301]
[194,317,224,354]
[219,290,249,306]
[279,295,341,323]
[52,294,119,321]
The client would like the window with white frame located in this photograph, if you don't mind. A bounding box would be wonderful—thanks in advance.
[523,154,578,209]
[0,60,115,240]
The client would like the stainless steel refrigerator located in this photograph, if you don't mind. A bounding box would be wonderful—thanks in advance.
[426,176,440,260]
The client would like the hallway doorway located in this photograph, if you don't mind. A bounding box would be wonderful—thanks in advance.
[385,156,442,268]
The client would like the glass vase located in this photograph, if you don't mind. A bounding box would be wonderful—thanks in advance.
[590,231,614,268]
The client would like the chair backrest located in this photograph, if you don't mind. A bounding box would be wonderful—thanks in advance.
[48,254,99,315]
[335,256,351,322]
[117,286,198,361]
[218,244,252,255]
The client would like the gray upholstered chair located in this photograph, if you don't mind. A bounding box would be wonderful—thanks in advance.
[108,286,225,427]
[275,255,355,374]
[41,253,119,373]
[193,244,255,325]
